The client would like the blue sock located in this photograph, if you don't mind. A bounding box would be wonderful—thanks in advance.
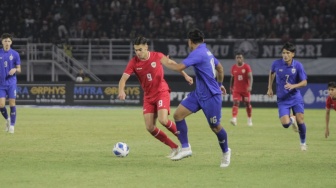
[10,106,16,126]
[175,119,189,148]
[0,107,8,120]
[216,128,229,153]
[297,123,306,144]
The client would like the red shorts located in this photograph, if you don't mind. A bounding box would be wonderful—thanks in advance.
[232,91,251,102]
[143,91,171,114]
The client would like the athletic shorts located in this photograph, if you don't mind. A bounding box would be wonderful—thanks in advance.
[232,91,250,102]
[0,84,17,99]
[181,91,222,127]
[277,102,304,118]
[143,90,171,114]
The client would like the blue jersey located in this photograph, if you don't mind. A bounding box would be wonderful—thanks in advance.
[0,48,21,85]
[271,59,307,104]
[182,43,221,100]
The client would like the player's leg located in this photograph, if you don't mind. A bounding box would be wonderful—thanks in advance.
[144,113,178,156]
[156,91,178,136]
[243,92,252,126]
[7,85,17,133]
[278,104,298,132]
[230,92,241,126]
[0,87,9,131]
[157,109,178,135]
[171,92,197,160]
[143,99,178,153]
[7,99,16,133]
[293,103,307,151]
[202,95,231,167]
[156,94,179,158]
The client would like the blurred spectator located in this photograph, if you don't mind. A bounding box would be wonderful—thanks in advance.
[1,0,335,39]
[58,19,69,38]
[63,43,73,58]
[76,69,86,82]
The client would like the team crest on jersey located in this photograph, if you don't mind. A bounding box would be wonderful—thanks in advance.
[9,54,13,60]
[151,62,156,68]
[291,68,296,74]
[242,69,245,73]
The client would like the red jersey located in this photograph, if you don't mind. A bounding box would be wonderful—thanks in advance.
[326,96,336,111]
[124,51,170,98]
[231,63,252,92]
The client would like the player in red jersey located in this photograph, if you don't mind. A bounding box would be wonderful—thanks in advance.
[325,82,336,138]
[118,36,193,158]
[229,52,253,126]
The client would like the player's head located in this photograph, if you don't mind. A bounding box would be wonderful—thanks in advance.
[281,42,295,63]
[282,42,296,53]
[328,82,336,97]
[187,28,204,50]
[1,33,13,51]
[133,36,149,60]
[235,52,244,65]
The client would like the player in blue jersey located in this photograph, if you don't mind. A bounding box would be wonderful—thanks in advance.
[267,42,307,151]
[161,28,231,168]
[0,33,21,134]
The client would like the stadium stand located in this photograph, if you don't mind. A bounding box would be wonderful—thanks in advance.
[1,0,335,41]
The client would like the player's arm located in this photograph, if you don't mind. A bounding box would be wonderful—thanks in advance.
[161,56,193,85]
[15,65,21,73]
[118,73,130,100]
[230,75,234,93]
[161,56,186,71]
[248,72,253,92]
[285,79,307,90]
[215,63,226,95]
[267,71,275,97]
[9,65,21,76]
[325,108,330,138]
[215,62,224,84]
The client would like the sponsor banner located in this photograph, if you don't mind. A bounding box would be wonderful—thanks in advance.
[299,83,328,109]
[169,82,325,109]
[153,40,336,59]
[169,83,278,108]
[16,83,142,106]
[15,82,325,109]
[16,83,68,104]
[73,83,142,105]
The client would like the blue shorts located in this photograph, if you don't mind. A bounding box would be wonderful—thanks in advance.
[0,84,17,99]
[277,102,304,118]
[181,91,222,127]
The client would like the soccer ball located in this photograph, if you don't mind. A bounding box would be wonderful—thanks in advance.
[112,142,129,157]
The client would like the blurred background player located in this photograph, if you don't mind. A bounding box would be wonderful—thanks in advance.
[118,36,193,158]
[0,33,21,134]
[162,28,231,168]
[325,81,336,138]
[267,42,308,151]
[229,52,253,126]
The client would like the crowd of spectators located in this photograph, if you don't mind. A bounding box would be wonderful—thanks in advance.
[1,0,335,42]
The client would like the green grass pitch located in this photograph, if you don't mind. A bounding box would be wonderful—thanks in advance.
[0,106,335,188]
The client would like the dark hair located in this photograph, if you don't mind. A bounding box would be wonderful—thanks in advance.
[133,36,148,45]
[187,28,204,44]
[328,82,336,88]
[1,33,13,40]
[281,42,296,53]
[235,52,244,56]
